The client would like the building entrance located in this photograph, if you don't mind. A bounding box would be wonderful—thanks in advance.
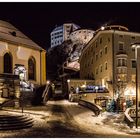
[14,64,27,81]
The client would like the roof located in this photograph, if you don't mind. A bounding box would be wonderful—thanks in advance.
[79,25,135,61]
[52,25,63,32]
[70,28,94,33]
[64,23,80,29]
[0,20,44,51]
[51,23,80,33]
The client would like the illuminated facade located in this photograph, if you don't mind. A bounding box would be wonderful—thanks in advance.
[0,20,46,85]
[80,25,140,100]
[50,23,80,48]
[70,29,94,46]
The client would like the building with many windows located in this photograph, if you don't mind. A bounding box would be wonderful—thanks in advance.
[80,25,140,101]
[50,23,80,48]
[0,20,46,85]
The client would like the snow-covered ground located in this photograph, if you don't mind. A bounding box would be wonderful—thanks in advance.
[63,101,129,137]
[49,100,140,137]
[0,100,140,138]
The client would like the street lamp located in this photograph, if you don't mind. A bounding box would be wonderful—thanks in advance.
[47,80,50,85]
[95,86,99,93]
[95,86,99,103]
[101,26,105,30]
[132,43,140,128]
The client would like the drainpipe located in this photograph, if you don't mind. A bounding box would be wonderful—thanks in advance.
[112,30,115,99]
[40,50,42,85]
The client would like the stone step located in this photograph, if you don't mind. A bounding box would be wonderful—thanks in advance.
[0,114,34,130]
[0,120,33,127]
[0,115,24,118]
[0,118,33,124]
[0,115,30,120]
[0,123,33,130]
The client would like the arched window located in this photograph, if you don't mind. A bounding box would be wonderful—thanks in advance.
[28,57,36,80]
[4,53,12,73]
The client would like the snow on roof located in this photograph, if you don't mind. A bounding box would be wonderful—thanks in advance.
[0,20,44,51]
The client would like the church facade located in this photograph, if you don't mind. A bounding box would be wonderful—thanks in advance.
[0,20,46,85]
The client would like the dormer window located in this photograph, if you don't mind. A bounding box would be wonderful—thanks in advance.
[9,31,17,37]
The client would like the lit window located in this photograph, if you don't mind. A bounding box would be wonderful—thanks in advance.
[117,58,127,67]
[132,75,136,83]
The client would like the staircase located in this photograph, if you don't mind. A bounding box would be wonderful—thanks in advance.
[0,112,33,130]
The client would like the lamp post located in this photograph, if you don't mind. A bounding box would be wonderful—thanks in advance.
[67,79,70,95]
[95,86,99,103]
[132,43,140,128]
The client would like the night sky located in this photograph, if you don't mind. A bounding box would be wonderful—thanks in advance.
[0,2,140,50]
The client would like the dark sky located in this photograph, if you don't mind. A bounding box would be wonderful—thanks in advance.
[0,2,140,50]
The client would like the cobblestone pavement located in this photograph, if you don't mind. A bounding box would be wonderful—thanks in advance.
[0,100,140,138]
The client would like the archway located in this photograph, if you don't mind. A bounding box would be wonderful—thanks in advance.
[3,53,12,73]
[28,57,36,80]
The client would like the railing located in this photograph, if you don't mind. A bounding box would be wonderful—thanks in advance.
[124,107,140,128]
[78,99,102,116]
[116,51,127,56]
[42,84,51,104]
[0,99,16,108]
[124,108,135,128]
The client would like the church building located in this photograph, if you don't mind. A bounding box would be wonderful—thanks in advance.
[0,20,46,85]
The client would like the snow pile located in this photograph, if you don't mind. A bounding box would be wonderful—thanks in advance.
[64,101,130,136]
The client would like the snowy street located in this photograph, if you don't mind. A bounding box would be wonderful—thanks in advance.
[0,100,140,138]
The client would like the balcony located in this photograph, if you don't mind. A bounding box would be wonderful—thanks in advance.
[117,65,127,68]
[116,67,127,74]
[116,51,128,57]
